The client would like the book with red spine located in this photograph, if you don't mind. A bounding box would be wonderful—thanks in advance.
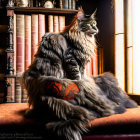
[53,15,59,33]
[31,14,38,62]
[38,14,45,43]
[25,15,31,70]
[16,14,25,103]
[48,15,53,32]
[59,0,63,8]
[86,59,92,76]
[59,16,65,32]
[6,78,15,103]
[92,48,98,76]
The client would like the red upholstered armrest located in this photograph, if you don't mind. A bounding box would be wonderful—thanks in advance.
[0,103,140,139]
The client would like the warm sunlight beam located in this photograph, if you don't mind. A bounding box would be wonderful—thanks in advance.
[132,0,140,94]
[126,0,133,94]
[114,0,125,90]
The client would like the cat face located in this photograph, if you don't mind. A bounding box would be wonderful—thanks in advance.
[77,10,98,35]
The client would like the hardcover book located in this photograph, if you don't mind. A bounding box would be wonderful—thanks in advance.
[92,49,98,76]
[58,16,65,32]
[16,14,25,103]
[15,78,22,103]
[16,14,25,73]
[53,15,59,33]
[68,0,71,9]
[48,15,53,32]
[31,14,38,62]
[86,59,92,76]
[38,14,45,43]
[6,78,15,103]
[72,0,76,9]
[25,15,31,70]
[64,0,68,9]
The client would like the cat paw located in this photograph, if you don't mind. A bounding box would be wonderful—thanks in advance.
[101,108,115,117]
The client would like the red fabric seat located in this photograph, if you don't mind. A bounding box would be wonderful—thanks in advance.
[0,103,140,139]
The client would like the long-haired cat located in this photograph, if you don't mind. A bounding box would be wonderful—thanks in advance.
[22,9,138,140]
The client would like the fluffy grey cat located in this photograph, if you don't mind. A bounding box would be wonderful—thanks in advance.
[22,9,138,140]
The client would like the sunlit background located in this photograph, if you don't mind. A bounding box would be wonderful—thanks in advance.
[115,0,140,94]
[132,0,140,94]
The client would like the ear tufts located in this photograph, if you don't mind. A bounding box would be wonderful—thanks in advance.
[77,9,85,21]
[91,8,97,18]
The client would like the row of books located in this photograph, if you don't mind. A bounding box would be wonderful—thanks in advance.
[60,0,76,9]
[28,0,76,9]
[7,13,65,103]
[0,0,77,9]
[6,13,98,103]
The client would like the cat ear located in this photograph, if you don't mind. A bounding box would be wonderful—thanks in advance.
[77,9,85,21]
[91,9,97,18]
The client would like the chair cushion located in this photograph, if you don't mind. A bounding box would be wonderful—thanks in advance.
[0,103,140,139]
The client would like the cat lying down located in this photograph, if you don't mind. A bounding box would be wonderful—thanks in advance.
[22,9,138,140]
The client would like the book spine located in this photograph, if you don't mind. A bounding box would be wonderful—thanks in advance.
[16,14,25,103]
[29,0,33,7]
[92,49,98,76]
[15,78,22,103]
[72,0,76,9]
[86,59,92,76]
[68,0,71,9]
[59,0,63,8]
[22,87,28,103]
[53,15,59,33]
[64,0,68,9]
[38,14,45,43]
[48,15,53,32]
[59,16,65,32]
[16,14,25,73]
[25,15,31,70]
[31,14,38,62]
[6,78,15,103]
[35,0,39,7]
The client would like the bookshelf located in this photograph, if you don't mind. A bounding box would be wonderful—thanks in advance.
[3,1,78,103]
[1,0,99,103]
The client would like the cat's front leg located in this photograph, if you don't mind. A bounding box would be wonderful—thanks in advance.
[64,54,81,80]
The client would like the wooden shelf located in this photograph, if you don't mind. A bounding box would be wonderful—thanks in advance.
[6,6,78,14]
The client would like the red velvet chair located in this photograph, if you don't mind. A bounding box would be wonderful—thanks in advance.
[0,103,140,140]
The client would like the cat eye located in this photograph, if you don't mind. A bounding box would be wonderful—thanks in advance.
[92,20,97,26]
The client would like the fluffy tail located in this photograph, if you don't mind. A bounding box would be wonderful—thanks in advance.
[93,72,138,109]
